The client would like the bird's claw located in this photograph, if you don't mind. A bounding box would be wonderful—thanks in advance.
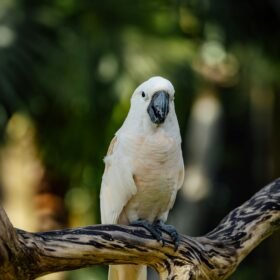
[154,220,180,250]
[130,219,164,245]
[130,219,180,250]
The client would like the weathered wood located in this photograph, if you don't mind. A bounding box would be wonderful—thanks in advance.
[0,179,279,280]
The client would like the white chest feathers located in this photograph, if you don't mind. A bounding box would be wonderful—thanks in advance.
[117,129,184,223]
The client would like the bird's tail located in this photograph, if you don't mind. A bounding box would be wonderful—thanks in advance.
[108,264,147,280]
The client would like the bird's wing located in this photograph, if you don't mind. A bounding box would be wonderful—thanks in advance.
[100,135,137,224]
[168,153,185,211]
[177,157,185,191]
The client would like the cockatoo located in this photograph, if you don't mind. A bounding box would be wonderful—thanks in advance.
[100,76,184,280]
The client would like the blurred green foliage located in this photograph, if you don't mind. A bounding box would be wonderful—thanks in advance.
[0,0,279,279]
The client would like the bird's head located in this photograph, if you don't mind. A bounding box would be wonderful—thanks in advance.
[130,76,175,127]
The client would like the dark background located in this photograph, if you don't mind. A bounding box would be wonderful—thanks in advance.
[0,0,279,279]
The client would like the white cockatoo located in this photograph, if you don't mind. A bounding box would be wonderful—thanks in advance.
[100,76,184,280]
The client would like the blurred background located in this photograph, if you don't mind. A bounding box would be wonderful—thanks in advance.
[0,0,279,279]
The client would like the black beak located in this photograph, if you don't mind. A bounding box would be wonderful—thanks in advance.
[147,91,169,124]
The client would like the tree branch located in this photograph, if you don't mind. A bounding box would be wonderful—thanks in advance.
[0,179,279,280]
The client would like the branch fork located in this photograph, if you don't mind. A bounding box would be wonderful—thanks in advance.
[0,179,279,280]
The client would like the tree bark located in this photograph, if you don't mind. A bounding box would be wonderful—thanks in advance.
[0,179,279,280]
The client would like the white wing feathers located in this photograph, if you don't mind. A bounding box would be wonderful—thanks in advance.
[100,136,137,224]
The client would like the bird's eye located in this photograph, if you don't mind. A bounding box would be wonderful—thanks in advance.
[141,91,146,98]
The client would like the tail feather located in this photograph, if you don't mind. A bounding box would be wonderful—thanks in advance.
[108,264,147,280]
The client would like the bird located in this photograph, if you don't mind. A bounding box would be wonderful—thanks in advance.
[100,76,184,280]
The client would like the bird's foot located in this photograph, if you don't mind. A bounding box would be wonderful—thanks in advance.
[153,220,180,250]
[130,219,163,245]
